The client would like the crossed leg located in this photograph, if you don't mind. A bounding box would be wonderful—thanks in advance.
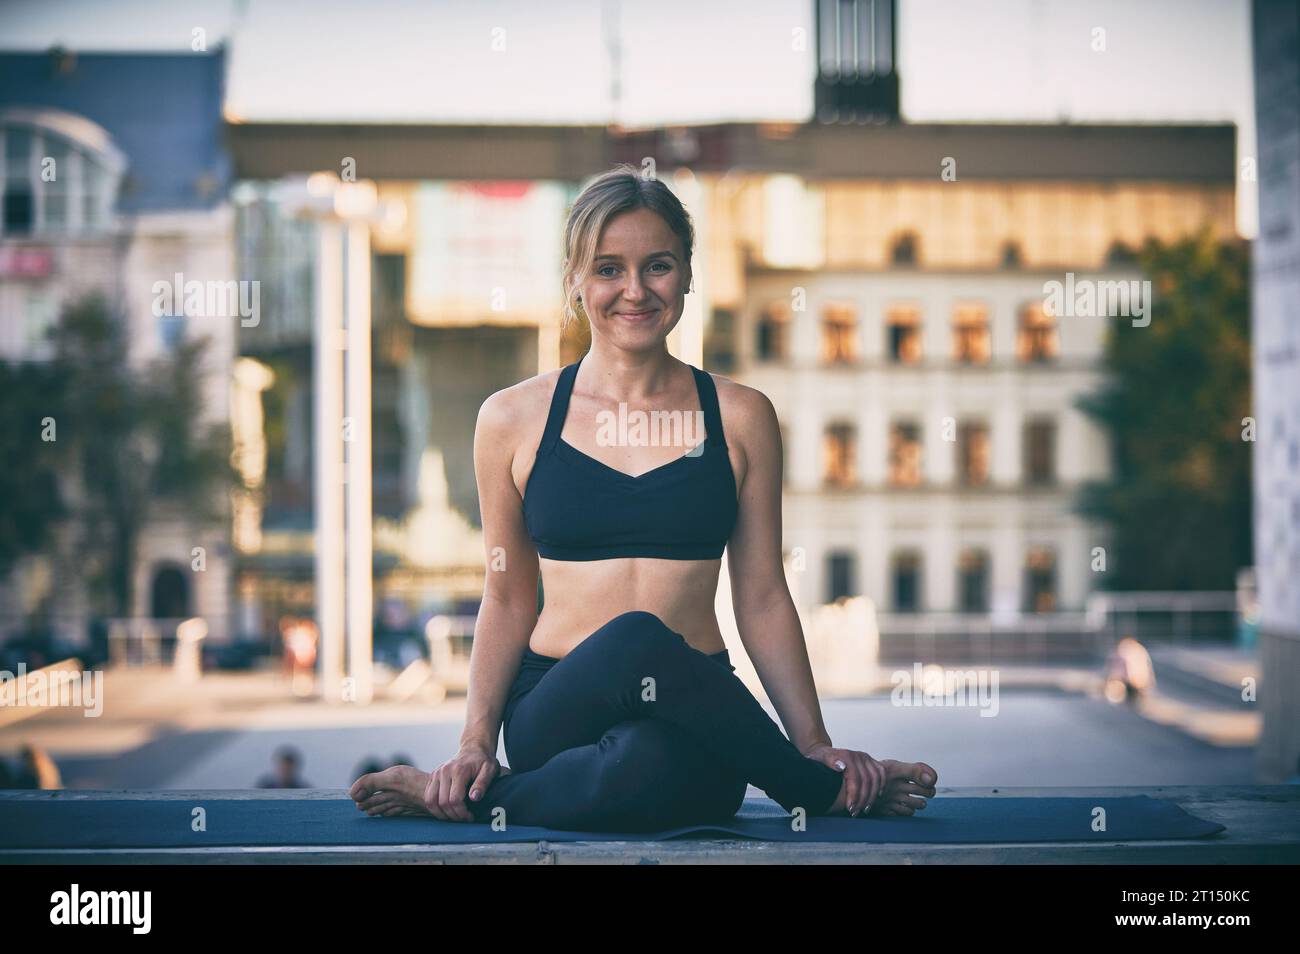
[353,610,936,828]
[465,717,749,832]
[474,610,844,826]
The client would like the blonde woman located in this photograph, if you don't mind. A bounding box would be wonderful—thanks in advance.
[351,165,937,831]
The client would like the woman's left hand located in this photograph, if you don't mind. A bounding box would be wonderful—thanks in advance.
[802,742,886,816]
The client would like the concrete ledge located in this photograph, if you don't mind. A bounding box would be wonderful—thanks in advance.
[3,786,1296,865]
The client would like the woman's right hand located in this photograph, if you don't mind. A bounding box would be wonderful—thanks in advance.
[423,743,500,822]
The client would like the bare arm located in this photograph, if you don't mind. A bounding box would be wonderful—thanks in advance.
[725,385,833,755]
[459,387,541,753]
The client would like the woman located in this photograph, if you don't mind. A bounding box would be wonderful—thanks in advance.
[350,165,937,831]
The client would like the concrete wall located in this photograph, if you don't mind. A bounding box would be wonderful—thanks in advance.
[1251,0,1300,782]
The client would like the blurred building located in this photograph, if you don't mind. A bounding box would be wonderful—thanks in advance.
[227,134,1236,656]
[225,4,1236,659]
[0,46,236,649]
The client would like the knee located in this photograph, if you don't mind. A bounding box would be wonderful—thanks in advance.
[592,722,696,827]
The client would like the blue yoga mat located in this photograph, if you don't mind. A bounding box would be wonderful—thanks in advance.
[0,794,1225,847]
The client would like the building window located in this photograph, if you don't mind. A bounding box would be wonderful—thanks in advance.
[705,307,737,372]
[888,421,923,487]
[821,303,858,364]
[827,551,856,602]
[958,549,990,613]
[892,551,922,612]
[886,305,923,364]
[823,421,856,487]
[0,114,122,237]
[952,303,991,364]
[757,301,791,361]
[1017,302,1059,362]
[957,421,990,486]
[1024,547,1057,613]
[1024,418,1056,485]
[3,126,35,233]
[891,231,918,266]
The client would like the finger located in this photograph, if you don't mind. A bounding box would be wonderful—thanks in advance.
[424,774,451,821]
[847,754,869,815]
[864,759,885,812]
[439,768,472,823]
[843,760,862,815]
[467,762,495,807]
[449,766,476,822]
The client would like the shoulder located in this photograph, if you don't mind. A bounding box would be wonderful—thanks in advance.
[476,366,565,439]
[705,370,779,436]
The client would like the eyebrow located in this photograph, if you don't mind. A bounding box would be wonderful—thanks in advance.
[594,250,679,261]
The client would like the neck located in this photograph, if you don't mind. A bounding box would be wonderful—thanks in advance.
[579,345,682,402]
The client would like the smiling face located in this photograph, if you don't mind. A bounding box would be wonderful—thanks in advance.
[578,207,691,350]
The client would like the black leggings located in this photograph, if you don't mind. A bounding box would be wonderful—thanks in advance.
[464,610,844,832]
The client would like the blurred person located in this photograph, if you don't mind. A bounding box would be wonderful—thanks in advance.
[279,616,318,697]
[13,744,63,789]
[353,756,386,782]
[352,166,937,830]
[1104,637,1156,704]
[256,745,312,788]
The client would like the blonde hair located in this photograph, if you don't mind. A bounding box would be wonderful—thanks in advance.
[560,164,695,332]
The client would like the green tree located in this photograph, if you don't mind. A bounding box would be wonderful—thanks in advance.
[1076,227,1252,590]
[49,291,236,616]
[0,360,67,576]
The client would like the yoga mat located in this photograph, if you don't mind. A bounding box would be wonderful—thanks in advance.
[0,794,1225,848]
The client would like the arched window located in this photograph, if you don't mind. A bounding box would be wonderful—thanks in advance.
[890,231,918,266]
[0,107,125,237]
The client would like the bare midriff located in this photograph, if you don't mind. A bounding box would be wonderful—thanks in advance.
[528,556,727,659]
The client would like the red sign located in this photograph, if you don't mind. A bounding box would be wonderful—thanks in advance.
[0,246,54,279]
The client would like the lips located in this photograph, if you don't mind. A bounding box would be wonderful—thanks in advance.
[617,309,658,320]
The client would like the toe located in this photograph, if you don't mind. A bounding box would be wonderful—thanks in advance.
[901,761,936,787]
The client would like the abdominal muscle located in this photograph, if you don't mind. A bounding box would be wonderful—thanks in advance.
[528,555,727,659]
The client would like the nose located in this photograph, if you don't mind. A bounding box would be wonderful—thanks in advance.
[621,270,649,304]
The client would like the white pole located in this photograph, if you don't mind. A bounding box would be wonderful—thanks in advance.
[314,219,345,703]
[345,220,374,704]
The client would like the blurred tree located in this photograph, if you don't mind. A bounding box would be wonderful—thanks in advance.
[0,361,67,574]
[1076,227,1252,590]
[48,291,236,617]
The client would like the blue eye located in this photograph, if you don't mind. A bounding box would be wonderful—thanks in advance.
[596,262,672,277]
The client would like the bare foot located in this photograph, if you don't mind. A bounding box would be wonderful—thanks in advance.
[348,763,513,817]
[826,759,938,817]
[349,764,435,817]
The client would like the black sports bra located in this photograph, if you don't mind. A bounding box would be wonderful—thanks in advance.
[522,354,739,561]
